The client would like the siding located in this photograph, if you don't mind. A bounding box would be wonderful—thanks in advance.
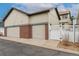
[60,14,70,19]
[49,9,59,25]
[60,14,71,24]
[5,9,29,27]
[30,12,48,24]
[76,20,79,24]
[0,27,4,36]
[48,9,60,40]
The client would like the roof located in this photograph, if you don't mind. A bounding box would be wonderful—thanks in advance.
[59,10,70,15]
[3,7,60,22]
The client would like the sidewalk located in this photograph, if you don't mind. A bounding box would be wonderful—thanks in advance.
[0,36,79,55]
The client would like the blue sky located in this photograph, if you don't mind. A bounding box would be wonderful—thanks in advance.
[0,3,79,21]
[0,3,13,19]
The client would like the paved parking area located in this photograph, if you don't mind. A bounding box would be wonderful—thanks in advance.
[0,39,78,56]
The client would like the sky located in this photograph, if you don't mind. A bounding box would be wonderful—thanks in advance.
[0,3,79,21]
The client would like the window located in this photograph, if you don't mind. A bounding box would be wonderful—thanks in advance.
[62,14,68,19]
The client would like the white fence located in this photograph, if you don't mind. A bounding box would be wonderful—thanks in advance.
[49,25,79,42]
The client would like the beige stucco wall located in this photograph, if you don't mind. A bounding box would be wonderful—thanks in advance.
[32,25,45,39]
[76,19,79,25]
[7,27,20,37]
[60,14,71,24]
[49,9,59,25]
[5,9,29,27]
[29,12,49,24]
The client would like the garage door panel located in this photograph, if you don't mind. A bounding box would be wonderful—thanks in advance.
[7,27,20,37]
[32,25,45,39]
[20,25,32,38]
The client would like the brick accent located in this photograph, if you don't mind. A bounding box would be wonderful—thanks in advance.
[4,27,7,36]
[45,24,48,40]
[20,25,32,38]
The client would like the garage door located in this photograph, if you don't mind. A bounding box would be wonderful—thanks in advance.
[32,25,45,40]
[7,27,20,37]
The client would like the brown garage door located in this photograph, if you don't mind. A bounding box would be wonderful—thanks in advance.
[20,25,32,38]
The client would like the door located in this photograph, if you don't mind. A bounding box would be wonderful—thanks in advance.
[7,27,20,37]
[20,25,32,38]
[32,25,45,40]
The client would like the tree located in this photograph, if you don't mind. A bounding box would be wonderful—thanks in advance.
[71,16,75,22]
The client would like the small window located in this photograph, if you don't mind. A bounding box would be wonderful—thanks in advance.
[62,14,68,19]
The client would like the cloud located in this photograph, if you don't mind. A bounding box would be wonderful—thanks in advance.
[13,3,52,13]
[57,3,79,17]
[70,4,79,17]
[65,4,79,17]
[57,4,67,11]
[12,3,59,13]
[12,3,79,17]
[26,3,53,8]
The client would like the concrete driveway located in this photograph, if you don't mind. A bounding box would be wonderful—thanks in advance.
[0,39,78,56]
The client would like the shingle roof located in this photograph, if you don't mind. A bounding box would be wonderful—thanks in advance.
[3,7,60,22]
[59,10,70,15]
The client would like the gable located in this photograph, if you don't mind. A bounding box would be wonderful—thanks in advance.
[4,9,29,27]
[4,8,60,27]
[49,9,60,25]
